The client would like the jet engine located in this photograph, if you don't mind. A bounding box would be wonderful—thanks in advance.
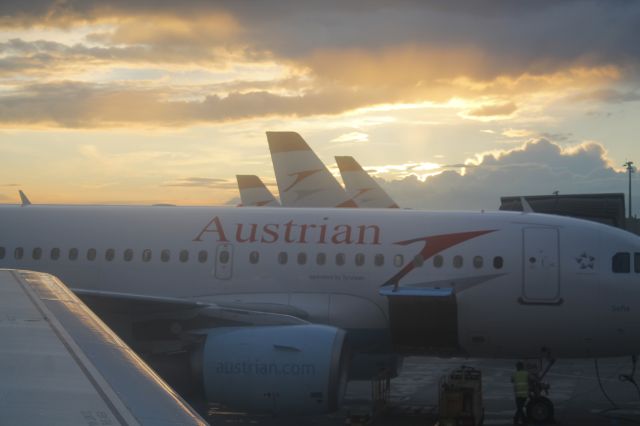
[194,324,349,414]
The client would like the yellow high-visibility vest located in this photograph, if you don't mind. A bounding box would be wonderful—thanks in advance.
[513,370,529,397]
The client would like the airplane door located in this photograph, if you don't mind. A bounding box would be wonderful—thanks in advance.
[522,228,560,303]
[215,244,233,280]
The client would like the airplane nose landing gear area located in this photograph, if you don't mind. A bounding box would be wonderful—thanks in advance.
[524,354,557,424]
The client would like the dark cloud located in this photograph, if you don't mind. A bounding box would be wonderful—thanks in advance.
[381,139,627,211]
[570,88,640,104]
[0,38,246,76]
[2,1,640,126]
[468,102,517,117]
[3,1,640,77]
[0,81,386,127]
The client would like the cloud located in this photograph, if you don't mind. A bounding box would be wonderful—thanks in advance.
[467,102,517,118]
[380,139,626,211]
[570,88,640,104]
[330,131,369,143]
[502,128,534,138]
[163,177,235,189]
[2,2,640,127]
[0,80,387,127]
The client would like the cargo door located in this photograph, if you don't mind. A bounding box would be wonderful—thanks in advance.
[522,228,560,303]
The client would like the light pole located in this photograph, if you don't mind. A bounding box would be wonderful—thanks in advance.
[624,161,635,219]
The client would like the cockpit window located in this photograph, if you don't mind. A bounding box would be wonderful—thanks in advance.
[612,252,630,273]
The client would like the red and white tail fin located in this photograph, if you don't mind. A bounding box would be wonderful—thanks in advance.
[335,156,399,208]
[236,175,280,207]
[267,131,356,207]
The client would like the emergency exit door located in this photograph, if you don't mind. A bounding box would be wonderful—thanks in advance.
[214,243,233,280]
[522,228,560,302]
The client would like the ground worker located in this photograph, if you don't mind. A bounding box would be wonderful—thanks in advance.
[512,361,529,425]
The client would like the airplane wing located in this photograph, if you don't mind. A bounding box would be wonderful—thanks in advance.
[236,175,280,207]
[335,156,399,208]
[267,131,356,207]
[74,288,310,327]
[0,269,207,426]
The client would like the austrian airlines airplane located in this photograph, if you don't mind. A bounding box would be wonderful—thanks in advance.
[1,204,639,416]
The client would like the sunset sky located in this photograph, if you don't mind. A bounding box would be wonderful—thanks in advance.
[1,1,640,213]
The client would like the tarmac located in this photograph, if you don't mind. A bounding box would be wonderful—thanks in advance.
[200,356,640,425]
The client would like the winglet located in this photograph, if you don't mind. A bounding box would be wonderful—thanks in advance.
[18,190,31,207]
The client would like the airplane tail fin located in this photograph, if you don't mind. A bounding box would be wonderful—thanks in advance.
[236,175,280,207]
[267,131,356,207]
[18,190,32,207]
[335,156,399,208]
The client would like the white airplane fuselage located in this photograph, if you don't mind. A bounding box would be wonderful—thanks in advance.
[1,204,639,359]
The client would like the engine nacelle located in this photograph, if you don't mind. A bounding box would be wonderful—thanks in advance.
[197,324,349,414]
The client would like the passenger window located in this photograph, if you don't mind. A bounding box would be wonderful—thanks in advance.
[612,252,630,273]
[413,254,424,267]
[316,252,326,265]
[453,255,463,269]
[179,250,189,263]
[278,251,288,265]
[433,255,443,268]
[635,253,640,273]
[124,249,133,262]
[394,254,404,267]
[198,250,208,263]
[161,249,170,263]
[50,248,60,260]
[493,256,504,269]
[69,248,78,261]
[32,247,42,260]
[355,253,365,266]
[374,254,384,266]
[249,251,259,264]
[142,249,152,262]
[105,248,115,261]
[218,250,229,264]
[297,252,307,265]
[0,247,5,260]
[473,256,483,269]
[336,253,345,266]
[87,248,97,261]
[15,247,24,260]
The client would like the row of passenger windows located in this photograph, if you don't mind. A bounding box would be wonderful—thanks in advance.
[612,252,640,273]
[251,250,504,269]
[0,245,505,270]
[0,247,209,263]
